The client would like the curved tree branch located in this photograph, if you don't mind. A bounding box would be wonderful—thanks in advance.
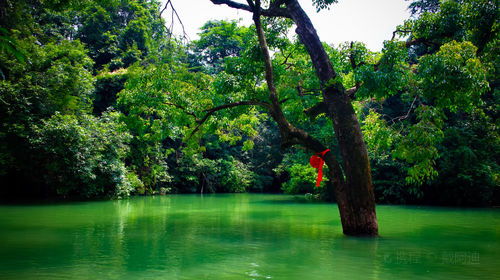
[210,0,291,18]
[391,29,412,40]
[165,102,199,121]
[161,0,190,41]
[249,0,343,180]
[187,100,271,140]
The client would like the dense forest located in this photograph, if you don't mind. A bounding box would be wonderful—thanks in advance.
[0,0,498,207]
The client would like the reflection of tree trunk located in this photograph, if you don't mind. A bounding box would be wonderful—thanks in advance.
[200,172,205,194]
[253,0,377,236]
[200,176,204,194]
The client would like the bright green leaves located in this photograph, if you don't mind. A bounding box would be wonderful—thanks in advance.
[393,106,445,185]
[361,110,397,160]
[408,0,498,55]
[216,109,263,149]
[192,20,253,73]
[412,0,465,44]
[78,0,166,70]
[281,164,318,194]
[117,64,214,190]
[119,64,213,139]
[418,41,488,112]
[41,41,95,114]
[0,38,94,118]
[30,112,133,198]
[355,31,490,190]
[356,40,412,99]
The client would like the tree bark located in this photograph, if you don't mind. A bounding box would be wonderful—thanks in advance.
[284,0,378,236]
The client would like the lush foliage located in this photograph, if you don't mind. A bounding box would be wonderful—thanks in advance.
[355,0,499,205]
[30,113,132,198]
[0,0,497,207]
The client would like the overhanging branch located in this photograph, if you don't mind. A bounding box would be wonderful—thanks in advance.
[165,102,199,121]
[187,100,270,140]
[391,29,412,41]
[161,0,189,41]
[210,0,291,18]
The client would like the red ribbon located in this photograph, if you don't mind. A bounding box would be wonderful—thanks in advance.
[309,149,330,187]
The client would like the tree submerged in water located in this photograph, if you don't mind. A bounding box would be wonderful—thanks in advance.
[0,0,497,237]
[207,0,379,236]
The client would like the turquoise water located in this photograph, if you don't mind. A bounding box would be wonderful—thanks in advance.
[0,194,499,279]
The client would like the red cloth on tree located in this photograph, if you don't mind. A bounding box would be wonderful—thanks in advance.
[309,149,330,187]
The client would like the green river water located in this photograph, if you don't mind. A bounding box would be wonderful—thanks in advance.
[0,194,499,279]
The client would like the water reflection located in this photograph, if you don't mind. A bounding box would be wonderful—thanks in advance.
[0,194,498,279]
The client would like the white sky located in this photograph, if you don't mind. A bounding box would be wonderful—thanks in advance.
[164,0,411,51]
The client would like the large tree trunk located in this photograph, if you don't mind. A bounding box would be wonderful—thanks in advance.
[285,0,378,236]
[210,0,378,236]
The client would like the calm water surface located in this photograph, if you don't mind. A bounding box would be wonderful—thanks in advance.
[0,194,499,279]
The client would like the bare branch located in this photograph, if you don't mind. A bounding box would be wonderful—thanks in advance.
[171,2,189,41]
[159,0,171,16]
[391,29,412,40]
[161,0,190,41]
[390,95,419,123]
[210,0,291,18]
[250,0,280,106]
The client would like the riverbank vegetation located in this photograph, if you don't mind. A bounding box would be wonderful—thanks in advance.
[1,0,498,207]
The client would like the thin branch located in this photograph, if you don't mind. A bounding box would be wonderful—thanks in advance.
[391,29,412,40]
[249,0,280,107]
[160,0,190,42]
[201,100,270,115]
[210,0,291,18]
[187,100,270,140]
[280,51,293,66]
[390,95,419,123]
[165,102,198,120]
[159,0,171,16]
[171,2,189,41]
[0,96,9,105]
[296,86,321,97]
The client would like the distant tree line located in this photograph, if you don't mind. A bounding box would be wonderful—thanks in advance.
[0,0,497,207]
